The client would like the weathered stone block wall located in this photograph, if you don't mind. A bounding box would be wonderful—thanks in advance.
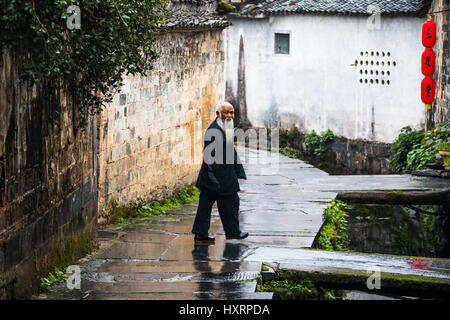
[0,49,98,299]
[97,29,225,219]
[279,131,393,175]
[429,0,449,125]
[320,137,393,175]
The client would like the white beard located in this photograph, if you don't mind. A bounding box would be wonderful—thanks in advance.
[217,118,234,145]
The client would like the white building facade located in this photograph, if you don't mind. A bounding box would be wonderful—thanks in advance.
[225,0,429,143]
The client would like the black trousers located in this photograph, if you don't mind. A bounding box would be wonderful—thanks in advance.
[192,191,241,237]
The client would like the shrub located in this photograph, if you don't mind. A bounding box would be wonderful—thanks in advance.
[305,129,334,150]
[318,199,349,251]
[305,130,321,147]
[319,129,334,143]
[40,267,68,293]
[405,122,450,172]
[1,0,167,124]
[390,126,425,174]
[280,146,301,159]
[279,126,301,149]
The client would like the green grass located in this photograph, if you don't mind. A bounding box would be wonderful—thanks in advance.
[40,267,68,293]
[255,274,345,300]
[106,185,200,224]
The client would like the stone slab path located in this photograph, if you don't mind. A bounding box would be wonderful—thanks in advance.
[246,247,450,298]
[36,146,450,300]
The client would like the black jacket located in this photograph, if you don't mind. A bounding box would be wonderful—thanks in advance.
[195,118,247,196]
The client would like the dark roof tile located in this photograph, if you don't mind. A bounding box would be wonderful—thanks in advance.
[237,0,428,16]
[161,0,230,30]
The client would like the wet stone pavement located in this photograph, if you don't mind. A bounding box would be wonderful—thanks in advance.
[37,146,450,300]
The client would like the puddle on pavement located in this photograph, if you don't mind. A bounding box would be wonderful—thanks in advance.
[347,204,450,258]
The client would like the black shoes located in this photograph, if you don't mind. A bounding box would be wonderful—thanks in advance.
[226,231,249,240]
[194,233,215,244]
[194,231,249,243]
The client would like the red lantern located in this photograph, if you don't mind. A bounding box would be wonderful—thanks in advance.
[421,77,435,104]
[422,19,436,48]
[421,49,436,76]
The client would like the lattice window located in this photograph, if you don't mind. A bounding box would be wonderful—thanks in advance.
[356,51,396,86]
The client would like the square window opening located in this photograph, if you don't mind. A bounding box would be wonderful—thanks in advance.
[275,33,290,54]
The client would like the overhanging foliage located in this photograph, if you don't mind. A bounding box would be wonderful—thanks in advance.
[1,0,168,124]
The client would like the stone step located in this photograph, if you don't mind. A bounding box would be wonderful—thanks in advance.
[245,247,450,298]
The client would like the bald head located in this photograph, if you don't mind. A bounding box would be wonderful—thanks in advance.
[216,102,234,122]
[216,101,233,113]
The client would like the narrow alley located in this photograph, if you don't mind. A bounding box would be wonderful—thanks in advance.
[36,146,450,300]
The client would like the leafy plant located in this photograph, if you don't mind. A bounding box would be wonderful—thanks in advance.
[390,126,425,174]
[117,217,125,224]
[319,129,334,143]
[305,129,334,148]
[313,147,323,157]
[317,199,349,251]
[1,0,168,124]
[40,267,68,293]
[438,142,450,152]
[279,127,334,160]
[280,146,301,159]
[278,126,301,149]
[305,130,321,147]
[304,129,334,158]
[444,157,450,167]
[405,122,450,172]
[256,275,345,300]
[108,198,140,224]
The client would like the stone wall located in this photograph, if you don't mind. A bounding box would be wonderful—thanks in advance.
[97,29,225,220]
[0,49,98,299]
[278,129,393,175]
[428,0,450,125]
[318,137,393,175]
[346,204,449,258]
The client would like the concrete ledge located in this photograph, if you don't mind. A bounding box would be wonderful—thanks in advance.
[245,247,450,298]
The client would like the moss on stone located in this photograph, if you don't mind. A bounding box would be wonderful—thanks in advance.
[39,229,96,274]
[274,267,450,298]
[104,184,200,225]
[256,272,346,300]
[383,190,404,196]
[37,228,96,293]
[346,204,442,257]
[217,0,236,13]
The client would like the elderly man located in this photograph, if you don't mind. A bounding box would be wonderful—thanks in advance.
[192,102,249,244]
